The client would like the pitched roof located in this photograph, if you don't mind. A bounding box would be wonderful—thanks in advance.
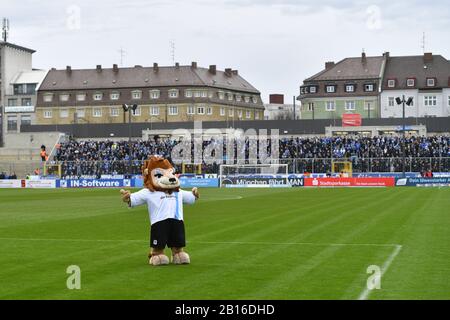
[39,65,260,94]
[383,54,450,89]
[0,41,36,54]
[305,56,385,82]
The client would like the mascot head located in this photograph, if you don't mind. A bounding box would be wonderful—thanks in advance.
[143,156,180,193]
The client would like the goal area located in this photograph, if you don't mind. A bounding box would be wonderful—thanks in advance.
[219,164,290,188]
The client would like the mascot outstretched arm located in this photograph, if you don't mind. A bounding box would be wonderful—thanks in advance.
[120,156,199,266]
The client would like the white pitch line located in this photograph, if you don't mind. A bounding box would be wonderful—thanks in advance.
[0,237,399,248]
[358,244,403,301]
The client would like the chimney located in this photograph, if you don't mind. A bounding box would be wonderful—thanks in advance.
[175,62,180,68]
[191,61,197,69]
[66,66,72,74]
[225,68,232,77]
[153,63,159,72]
[383,52,390,59]
[113,64,118,73]
[362,52,367,64]
[325,62,335,70]
[209,65,217,75]
[96,65,102,72]
[232,70,239,75]
[424,52,433,63]
[269,94,284,105]
[448,77,450,87]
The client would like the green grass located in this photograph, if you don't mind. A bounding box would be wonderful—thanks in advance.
[0,187,449,300]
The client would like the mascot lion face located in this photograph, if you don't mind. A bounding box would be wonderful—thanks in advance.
[143,156,180,193]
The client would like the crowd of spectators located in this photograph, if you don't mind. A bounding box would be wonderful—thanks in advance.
[52,135,450,177]
[0,172,17,180]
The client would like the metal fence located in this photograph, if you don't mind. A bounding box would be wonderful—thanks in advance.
[1,157,449,179]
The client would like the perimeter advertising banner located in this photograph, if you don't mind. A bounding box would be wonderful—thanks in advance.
[396,177,450,187]
[0,180,22,188]
[24,180,57,189]
[304,177,395,187]
[58,179,131,188]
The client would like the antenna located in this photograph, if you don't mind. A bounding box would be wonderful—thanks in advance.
[118,47,126,66]
[170,39,175,65]
[421,32,426,53]
[2,18,10,42]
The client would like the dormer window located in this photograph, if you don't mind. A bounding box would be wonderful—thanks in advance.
[150,90,160,99]
[387,79,396,88]
[59,94,70,102]
[227,93,234,101]
[236,95,242,102]
[43,93,54,102]
[309,86,317,94]
[168,89,179,98]
[132,90,142,100]
[252,96,258,104]
[426,78,436,87]
[345,85,355,93]
[364,84,375,92]
[77,93,87,101]
[110,92,120,100]
[407,78,416,87]
[185,90,193,98]
[326,85,336,93]
[93,93,103,101]
[244,96,250,103]
[218,91,225,100]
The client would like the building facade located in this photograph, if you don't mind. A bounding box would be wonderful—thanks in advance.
[380,53,450,118]
[299,52,387,120]
[264,94,300,120]
[36,63,264,125]
[0,41,43,145]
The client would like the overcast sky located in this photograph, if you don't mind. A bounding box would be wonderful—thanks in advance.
[2,0,450,102]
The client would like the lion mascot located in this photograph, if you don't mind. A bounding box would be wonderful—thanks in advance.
[120,155,199,266]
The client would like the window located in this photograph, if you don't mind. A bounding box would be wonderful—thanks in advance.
[448,96,450,107]
[93,93,103,101]
[110,108,120,117]
[21,115,31,126]
[7,116,18,132]
[236,95,242,102]
[426,78,436,87]
[238,110,243,118]
[59,94,70,102]
[228,93,234,101]
[345,101,356,111]
[150,106,159,116]
[246,110,251,119]
[197,106,205,115]
[307,103,314,112]
[309,86,317,94]
[207,107,213,115]
[326,101,336,111]
[218,92,225,100]
[185,90,193,98]
[8,99,17,106]
[13,84,36,95]
[407,79,415,87]
[255,112,260,120]
[43,110,53,118]
[168,89,179,98]
[220,108,225,116]
[388,97,395,107]
[244,96,250,103]
[77,93,86,101]
[132,90,142,100]
[168,106,178,115]
[22,98,32,106]
[424,96,437,106]
[387,79,396,88]
[43,94,54,102]
[132,106,141,116]
[150,90,160,99]
[93,108,102,117]
[201,91,208,98]
[364,84,375,92]
[229,109,234,117]
[76,109,85,118]
[345,85,355,93]
[252,96,258,104]
[326,85,336,93]
[110,92,120,100]
[187,106,195,115]
[60,109,69,118]
[194,91,201,98]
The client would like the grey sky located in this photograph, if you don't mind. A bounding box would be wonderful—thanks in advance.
[2,0,450,102]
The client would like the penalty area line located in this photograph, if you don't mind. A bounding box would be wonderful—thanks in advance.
[357,244,403,301]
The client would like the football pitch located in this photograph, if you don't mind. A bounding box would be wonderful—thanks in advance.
[0,187,449,300]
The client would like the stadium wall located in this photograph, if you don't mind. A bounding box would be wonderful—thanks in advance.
[20,117,450,138]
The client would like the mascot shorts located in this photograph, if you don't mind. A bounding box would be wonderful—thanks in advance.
[150,219,186,249]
